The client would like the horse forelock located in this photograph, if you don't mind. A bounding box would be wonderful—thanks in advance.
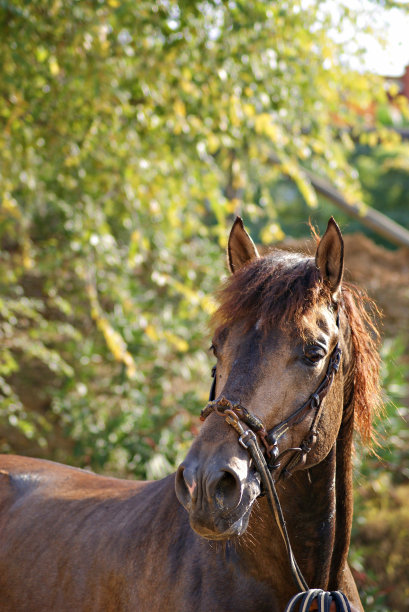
[212,249,382,444]
[212,250,330,335]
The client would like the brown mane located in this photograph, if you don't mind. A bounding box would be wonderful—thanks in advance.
[212,250,381,443]
[341,284,381,442]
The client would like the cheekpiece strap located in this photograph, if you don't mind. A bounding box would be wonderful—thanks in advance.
[200,312,353,611]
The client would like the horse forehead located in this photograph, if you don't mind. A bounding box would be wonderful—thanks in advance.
[300,305,337,338]
[223,324,293,368]
[223,305,337,364]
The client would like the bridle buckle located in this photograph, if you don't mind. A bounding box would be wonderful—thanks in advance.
[239,429,257,450]
[310,393,320,410]
[224,409,246,436]
[224,409,257,450]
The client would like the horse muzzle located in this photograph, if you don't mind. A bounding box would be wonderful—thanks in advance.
[175,455,260,540]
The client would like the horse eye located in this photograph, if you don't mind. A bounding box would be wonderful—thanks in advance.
[303,346,326,365]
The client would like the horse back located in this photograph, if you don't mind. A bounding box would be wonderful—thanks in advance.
[0,455,151,611]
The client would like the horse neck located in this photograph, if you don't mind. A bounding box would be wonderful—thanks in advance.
[238,406,354,601]
[328,401,355,588]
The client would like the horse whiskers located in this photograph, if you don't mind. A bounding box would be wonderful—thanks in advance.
[233,526,257,553]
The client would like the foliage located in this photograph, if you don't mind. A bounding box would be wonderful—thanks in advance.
[1,3,409,608]
[0,1,408,480]
[351,481,409,612]
[351,338,409,612]
[358,337,409,483]
[351,144,409,232]
[242,133,409,244]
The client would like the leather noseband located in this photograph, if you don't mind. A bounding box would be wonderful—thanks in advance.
[201,327,341,480]
[198,314,353,611]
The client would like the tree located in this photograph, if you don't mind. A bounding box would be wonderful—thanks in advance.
[0,0,407,476]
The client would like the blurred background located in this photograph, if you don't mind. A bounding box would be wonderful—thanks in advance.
[0,1,408,610]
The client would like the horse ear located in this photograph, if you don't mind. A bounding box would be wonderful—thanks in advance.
[315,217,344,299]
[227,217,260,274]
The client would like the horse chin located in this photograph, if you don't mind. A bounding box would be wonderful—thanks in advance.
[189,504,253,541]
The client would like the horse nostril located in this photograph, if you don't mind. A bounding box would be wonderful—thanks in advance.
[213,470,242,511]
[175,465,197,507]
[182,467,197,501]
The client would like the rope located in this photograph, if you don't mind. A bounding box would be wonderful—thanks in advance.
[202,310,354,611]
[236,425,308,592]
[224,411,353,612]
[284,589,351,612]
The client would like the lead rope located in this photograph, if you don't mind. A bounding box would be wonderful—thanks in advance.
[202,322,354,610]
[224,410,308,592]
[224,409,352,612]
[285,589,352,612]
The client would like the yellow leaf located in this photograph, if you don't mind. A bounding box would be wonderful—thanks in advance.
[145,324,159,341]
[280,160,317,208]
[226,199,239,214]
[207,133,219,154]
[243,103,255,118]
[367,132,378,148]
[387,82,399,98]
[22,250,34,270]
[86,283,136,378]
[36,47,48,63]
[163,331,189,352]
[131,229,141,243]
[174,99,186,117]
[260,223,285,244]
[49,57,60,76]
[123,352,137,378]
[1,194,21,219]
[254,113,281,143]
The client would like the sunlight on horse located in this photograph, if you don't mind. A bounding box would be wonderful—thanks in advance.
[0,218,379,611]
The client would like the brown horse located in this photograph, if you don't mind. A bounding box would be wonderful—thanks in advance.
[0,218,380,611]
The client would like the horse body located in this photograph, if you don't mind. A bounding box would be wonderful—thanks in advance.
[0,455,358,612]
[0,456,277,611]
[0,218,379,611]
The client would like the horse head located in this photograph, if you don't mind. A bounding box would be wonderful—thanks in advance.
[176,217,353,541]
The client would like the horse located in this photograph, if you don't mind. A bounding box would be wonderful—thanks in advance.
[0,217,380,611]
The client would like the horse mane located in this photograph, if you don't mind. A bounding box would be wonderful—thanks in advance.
[341,283,381,442]
[212,250,381,443]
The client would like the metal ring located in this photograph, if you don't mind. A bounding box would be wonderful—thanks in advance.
[310,393,320,409]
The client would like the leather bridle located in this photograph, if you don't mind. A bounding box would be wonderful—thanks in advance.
[200,314,353,612]
[201,320,342,480]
